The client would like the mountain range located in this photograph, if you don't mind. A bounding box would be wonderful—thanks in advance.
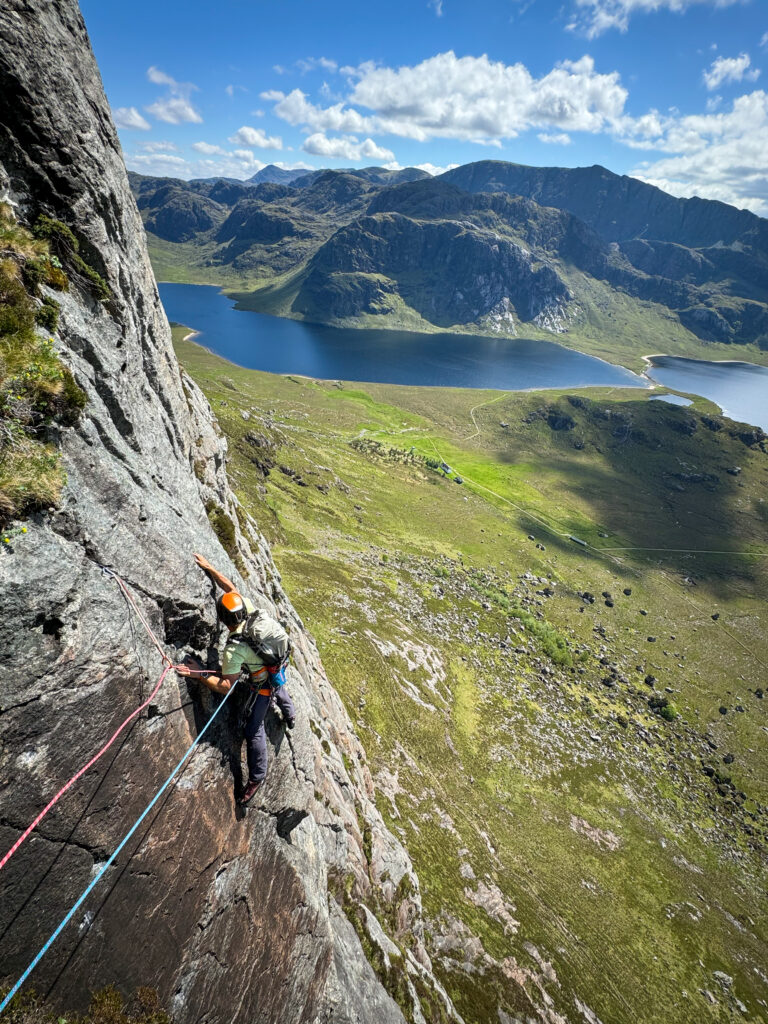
[129,160,768,362]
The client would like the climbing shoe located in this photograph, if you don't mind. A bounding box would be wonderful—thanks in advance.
[240,780,262,805]
[284,716,295,730]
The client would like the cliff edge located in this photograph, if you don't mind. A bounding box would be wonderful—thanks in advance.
[0,4,459,1022]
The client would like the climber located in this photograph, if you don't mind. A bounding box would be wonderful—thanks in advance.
[177,553,296,805]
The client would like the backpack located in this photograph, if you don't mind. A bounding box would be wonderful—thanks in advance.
[230,608,291,685]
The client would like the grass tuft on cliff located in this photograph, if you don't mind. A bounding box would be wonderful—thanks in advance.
[32,215,110,304]
[0,203,86,526]
[0,985,172,1024]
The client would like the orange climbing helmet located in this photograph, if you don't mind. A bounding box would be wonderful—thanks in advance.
[217,591,246,628]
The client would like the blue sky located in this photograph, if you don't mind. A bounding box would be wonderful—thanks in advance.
[80,0,768,214]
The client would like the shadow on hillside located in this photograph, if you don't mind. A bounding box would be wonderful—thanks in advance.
[491,398,768,596]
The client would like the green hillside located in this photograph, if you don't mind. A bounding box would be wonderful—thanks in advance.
[175,327,768,1024]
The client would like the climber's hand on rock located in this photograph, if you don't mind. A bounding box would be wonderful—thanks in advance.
[194,553,213,572]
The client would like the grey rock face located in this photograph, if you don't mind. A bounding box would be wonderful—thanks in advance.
[0,4,459,1022]
[295,212,571,327]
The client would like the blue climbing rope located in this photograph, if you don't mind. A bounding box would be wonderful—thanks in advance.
[0,683,238,1015]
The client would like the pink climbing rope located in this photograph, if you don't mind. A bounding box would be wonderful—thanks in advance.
[0,568,210,874]
[105,568,171,666]
[0,663,173,873]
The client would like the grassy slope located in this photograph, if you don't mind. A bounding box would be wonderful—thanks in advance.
[175,326,768,1024]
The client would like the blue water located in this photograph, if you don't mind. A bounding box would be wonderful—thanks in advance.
[159,283,768,429]
[646,356,768,431]
[159,283,645,392]
[649,394,693,408]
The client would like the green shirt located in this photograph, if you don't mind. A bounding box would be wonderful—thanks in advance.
[221,598,267,679]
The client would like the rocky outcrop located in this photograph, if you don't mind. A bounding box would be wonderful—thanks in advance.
[216,200,304,245]
[145,190,226,242]
[0,4,460,1022]
[441,161,768,347]
[441,160,768,249]
[294,212,572,328]
[129,159,768,347]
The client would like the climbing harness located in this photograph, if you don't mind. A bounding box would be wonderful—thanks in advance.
[0,566,234,1013]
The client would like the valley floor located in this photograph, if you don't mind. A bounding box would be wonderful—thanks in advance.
[176,328,768,1024]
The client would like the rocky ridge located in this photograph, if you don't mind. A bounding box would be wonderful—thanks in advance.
[0,4,459,1022]
[130,160,768,351]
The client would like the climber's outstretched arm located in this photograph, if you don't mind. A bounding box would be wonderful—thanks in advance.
[177,663,238,695]
[194,553,237,594]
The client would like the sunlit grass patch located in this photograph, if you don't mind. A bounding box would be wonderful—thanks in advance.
[0,203,86,526]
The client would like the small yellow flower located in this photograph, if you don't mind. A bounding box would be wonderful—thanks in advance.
[21,527,27,533]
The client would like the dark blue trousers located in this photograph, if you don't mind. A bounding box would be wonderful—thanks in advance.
[244,687,296,783]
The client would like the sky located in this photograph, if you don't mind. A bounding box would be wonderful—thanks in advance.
[79,0,768,215]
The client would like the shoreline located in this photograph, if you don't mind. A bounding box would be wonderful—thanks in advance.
[165,294,653,395]
[642,352,734,420]
[167,310,760,428]
[643,352,767,368]
[178,332,652,397]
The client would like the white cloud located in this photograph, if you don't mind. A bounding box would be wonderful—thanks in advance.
[262,88,376,134]
[351,53,627,139]
[302,132,395,162]
[414,162,460,175]
[144,66,203,124]
[146,97,203,124]
[128,152,190,177]
[296,56,339,74]
[761,31,768,47]
[191,141,227,155]
[113,106,151,131]
[134,153,187,165]
[147,66,177,87]
[127,150,313,182]
[429,0,444,15]
[228,125,284,149]
[138,140,180,152]
[265,52,628,144]
[538,131,572,144]
[568,0,744,39]
[627,90,768,215]
[703,53,759,90]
